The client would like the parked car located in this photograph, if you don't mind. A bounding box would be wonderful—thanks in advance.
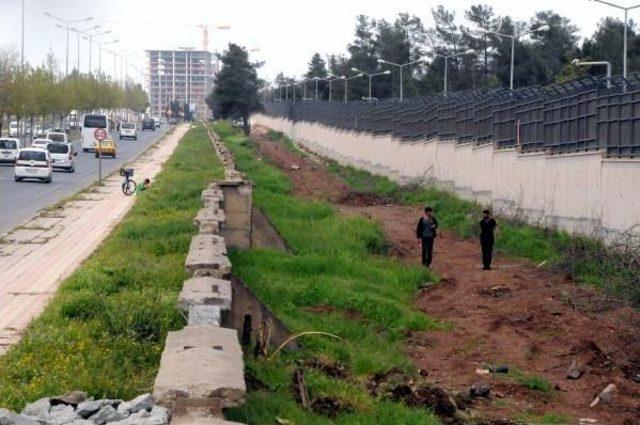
[46,131,68,144]
[47,142,76,172]
[0,138,21,163]
[141,117,155,131]
[151,116,161,129]
[32,138,52,149]
[119,122,138,140]
[94,139,117,158]
[14,148,52,183]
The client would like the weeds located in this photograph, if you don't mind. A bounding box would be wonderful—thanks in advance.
[0,125,223,411]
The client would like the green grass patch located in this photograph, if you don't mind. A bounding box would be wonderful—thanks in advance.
[214,121,442,424]
[0,125,223,411]
[515,412,573,425]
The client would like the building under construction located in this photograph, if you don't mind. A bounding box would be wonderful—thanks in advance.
[145,49,216,119]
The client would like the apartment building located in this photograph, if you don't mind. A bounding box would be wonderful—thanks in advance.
[145,49,216,119]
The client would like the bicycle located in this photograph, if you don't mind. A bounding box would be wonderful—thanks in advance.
[119,168,137,196]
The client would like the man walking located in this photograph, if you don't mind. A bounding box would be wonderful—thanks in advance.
[479,209,497,270]
[416,207,438,268]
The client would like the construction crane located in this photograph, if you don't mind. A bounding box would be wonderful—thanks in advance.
[197,24,231,51]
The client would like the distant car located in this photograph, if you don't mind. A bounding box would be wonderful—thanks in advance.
[0,138,21,163]
[94,139,117,158]
[151,116,161,128]
[47,142,76,172]
[9,121,19,137]
[119,122,138,140]
[46,131,68,144]
[141,118,155,131]
[14,148,52,183]
[32,138,52,149]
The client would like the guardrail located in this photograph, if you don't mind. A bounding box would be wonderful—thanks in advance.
[263,72,640,157]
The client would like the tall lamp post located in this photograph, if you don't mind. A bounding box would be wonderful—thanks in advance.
[432,49,475,93]
[351,68,391,101]
[475,25,549,90]
[572,59,612,89]
[70,25,100,73]
[344,73,364,103]
[44,12,93,76]
[326,74,345,102]
[589,0,640,81]
[96,39,119,75]
[84,29,112,74]
[377,58,425,102]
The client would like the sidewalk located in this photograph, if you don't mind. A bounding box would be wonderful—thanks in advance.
[0,125,190,354]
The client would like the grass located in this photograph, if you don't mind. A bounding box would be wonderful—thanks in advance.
[0,125,223,411]
[515,412,573,425]
[215,122,443,425]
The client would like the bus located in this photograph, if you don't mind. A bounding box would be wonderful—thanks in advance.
[80,114,108,152]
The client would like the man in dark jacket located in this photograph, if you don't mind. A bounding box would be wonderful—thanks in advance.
[479,209,497,270]
[416,206,438,268]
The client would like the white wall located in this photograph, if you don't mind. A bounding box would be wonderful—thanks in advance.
[251,114,640,239]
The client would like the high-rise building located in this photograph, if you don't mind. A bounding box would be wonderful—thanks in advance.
[145,49,216,119]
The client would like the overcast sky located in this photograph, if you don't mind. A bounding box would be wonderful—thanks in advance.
[0,0,635,82]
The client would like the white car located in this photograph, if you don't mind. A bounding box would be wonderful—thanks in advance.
[47,142,76,172]
[9,121,19,137]
[14,148,52,183]
[46,131,68,144]
[0,138,21,163]
[32,138,52,149]
[119,122,138,140]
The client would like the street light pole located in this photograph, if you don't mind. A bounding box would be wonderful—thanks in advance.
[431,49,475,93]
[572,59,612,88]
[21,0,25,69]
[475,25,548,90]
[44,12,93,76]
[351,68,391,101]
[589,0,640,80]
[344,73,364,103]
[377,58,425,102]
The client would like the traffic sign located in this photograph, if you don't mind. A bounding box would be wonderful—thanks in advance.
[94,128,108,141]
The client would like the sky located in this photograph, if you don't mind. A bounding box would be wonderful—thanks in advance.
[0,0,636,83]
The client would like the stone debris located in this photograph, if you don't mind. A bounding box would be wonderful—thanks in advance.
[590,383,617,408]
[567,359,583,380]
[9,393,169,425]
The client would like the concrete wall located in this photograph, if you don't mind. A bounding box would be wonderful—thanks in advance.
[252,114,640,240]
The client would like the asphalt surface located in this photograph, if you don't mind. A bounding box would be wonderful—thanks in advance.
[0,126,169,235]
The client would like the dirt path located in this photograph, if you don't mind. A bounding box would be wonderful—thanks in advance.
[251,126,640,425]
[0,125,189,354]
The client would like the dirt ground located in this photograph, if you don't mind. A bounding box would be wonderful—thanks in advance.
[251,126,640,424]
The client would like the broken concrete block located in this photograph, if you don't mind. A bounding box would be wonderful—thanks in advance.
[184,235,231,278]
[153,325,246,415]
[188,305,221,326]
[194,208,226,235]
[178,277,232,312]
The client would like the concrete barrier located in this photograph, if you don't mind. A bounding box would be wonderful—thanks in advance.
[153,325,245,414]
[184,235,232,278]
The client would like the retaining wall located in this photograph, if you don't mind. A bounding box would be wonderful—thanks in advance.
[153,125,297,424]
[251,114,640,240]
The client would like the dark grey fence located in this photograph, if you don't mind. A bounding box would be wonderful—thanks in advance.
[262,74,640,158]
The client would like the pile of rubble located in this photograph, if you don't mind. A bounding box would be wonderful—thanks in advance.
[0,392,168,425]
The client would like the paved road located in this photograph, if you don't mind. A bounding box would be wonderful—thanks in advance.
[0,127,169,235]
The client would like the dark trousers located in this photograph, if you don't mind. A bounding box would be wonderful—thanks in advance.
[481,238,494,269]
[421,237,435,267]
